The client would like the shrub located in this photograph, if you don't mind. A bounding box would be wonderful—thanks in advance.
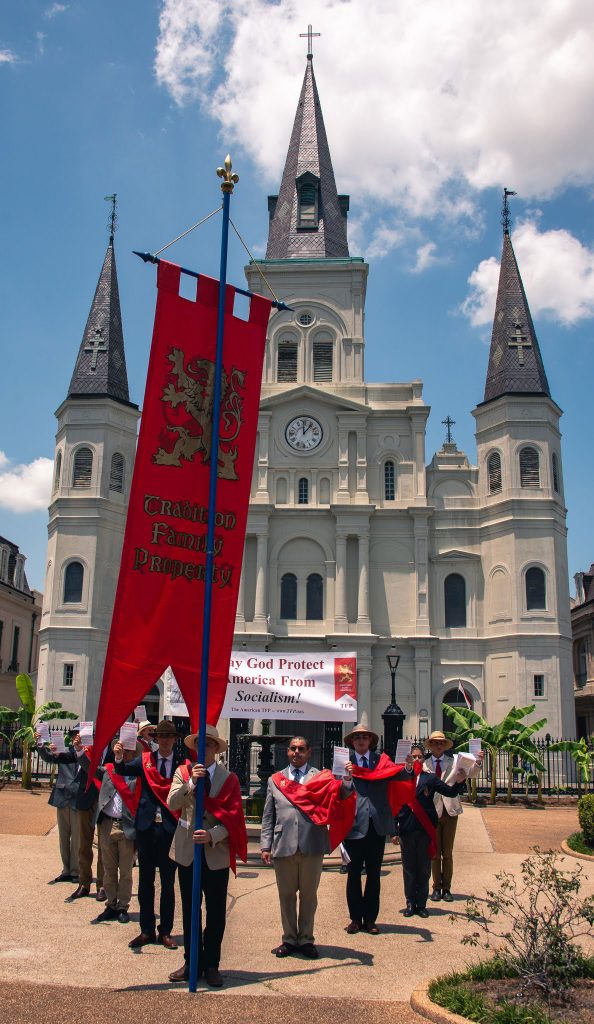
[578,793,594,846]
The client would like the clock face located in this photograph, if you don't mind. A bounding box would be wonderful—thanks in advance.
[285,416,323,452]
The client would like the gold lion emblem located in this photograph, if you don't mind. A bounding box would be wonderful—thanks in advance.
[153,348,246,479]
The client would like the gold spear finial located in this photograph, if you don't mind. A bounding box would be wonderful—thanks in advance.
[216,154,239,194]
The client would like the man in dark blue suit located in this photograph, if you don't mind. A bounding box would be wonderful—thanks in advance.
[114,719,184,950]
[343,723,396,934]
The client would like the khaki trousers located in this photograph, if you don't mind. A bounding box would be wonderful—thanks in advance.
[56,805,79,876]
[431,812,458,890]
[273,852,324,947]
[77,807,104,890]
[98,817,135,911]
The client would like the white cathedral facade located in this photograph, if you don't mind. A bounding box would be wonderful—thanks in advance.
[36,54,575,743]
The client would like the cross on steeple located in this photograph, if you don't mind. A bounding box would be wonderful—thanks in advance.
[104,193,117,242]
[508,322,532,365]
[299,23,320,59]
[501,187,517,235]
[85,328,107,370]
[442,415,455,445]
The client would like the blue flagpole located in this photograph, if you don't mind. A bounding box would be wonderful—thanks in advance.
[188,156,239,994]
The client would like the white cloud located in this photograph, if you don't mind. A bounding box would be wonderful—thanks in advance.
[461,221,594,328]
[44,3,68,18]
[0,452,53,513]
[0,49,18,65]
[37,32,46,56]
[154,0,594,223]
[413,242,440,274]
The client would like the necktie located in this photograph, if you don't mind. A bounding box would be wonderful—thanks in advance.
[361,755,369,768]
[159,758,168,779]
[292,768,301,783]
[204,771,211,795]
[435,759,441,778]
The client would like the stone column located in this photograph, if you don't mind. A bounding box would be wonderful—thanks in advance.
[335,530,348,629]
[235,553,246,627]
[357,533,370,628]
[254,533,268,627]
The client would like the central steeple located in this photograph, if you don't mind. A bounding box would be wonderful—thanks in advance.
[266,55,350,259]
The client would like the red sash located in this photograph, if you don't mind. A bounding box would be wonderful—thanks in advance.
[351,754,437,857]
[141,751,181,820]
[272,769,357,852]
[82,746,102,791]
[104,763,141,817]
[179,765,247,875]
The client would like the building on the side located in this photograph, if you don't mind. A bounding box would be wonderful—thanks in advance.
[38,51,575,745]
[571,566,594,738]
[0,537,42,709]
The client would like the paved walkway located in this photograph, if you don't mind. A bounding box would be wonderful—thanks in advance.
[0,790,590,1020]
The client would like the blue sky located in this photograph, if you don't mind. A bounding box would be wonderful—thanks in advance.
[1,1,593,593]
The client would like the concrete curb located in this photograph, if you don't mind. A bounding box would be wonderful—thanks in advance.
[561,838,594,861]
[410,985,471,1024]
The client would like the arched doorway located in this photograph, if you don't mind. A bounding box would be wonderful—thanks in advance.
[442,685,473,736]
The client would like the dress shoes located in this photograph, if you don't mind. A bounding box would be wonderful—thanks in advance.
[93,907,118,923]
[169,964,189,983]
[272,943,296,958]
[363,922,379,934]
[442,889,453,902]
[205,968,223,988]
[117,911,130,924]
[299,943,319,959]
[430,888,442,902]
[158,934,178,950]
[49,873,73,884]
[128,932,157,949]
[95,887,107,902]
[403,903,415,918]
[416,907,429,918]
[65,885,90,903]
[345,920,361,934]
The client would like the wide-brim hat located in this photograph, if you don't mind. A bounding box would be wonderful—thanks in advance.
[427,730,453,751]
[343,722,379,749]
[184,723,228,755]
[155,719,177,738]
[136,720,154,735]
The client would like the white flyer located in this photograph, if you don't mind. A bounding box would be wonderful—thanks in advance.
[36,722,50,744]
[79,721,94,744]
[134,705,147,722]
[395,739,412,764]
[331,745,350,778]
[469,738,482,756]
[119,722,138,751]
[454,751,476,775]
[50,729,66,753]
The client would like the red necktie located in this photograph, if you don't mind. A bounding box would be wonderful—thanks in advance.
[435,759,442,778]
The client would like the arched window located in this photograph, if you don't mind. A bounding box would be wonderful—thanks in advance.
[313,341,333,382]
[280,573,297,619]
[298,478,309,505]
[576,639,588,687]
[298,182,318,228]
[442,685,474,734]
[53,451,62,493]
[552,452,560,493]
[109,452,124,493]
[384,460,395,501]
[488,452,502,494]
[306,573,323,619]
[519,446,540,488]
[445,573,466,627]
[72,447,93,488]
[277,341,298,382]
[526,566,546,610]
[63,561,84,603]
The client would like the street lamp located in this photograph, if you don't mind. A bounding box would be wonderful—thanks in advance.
[383,647,406,758]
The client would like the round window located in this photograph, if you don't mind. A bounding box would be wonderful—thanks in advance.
[298,312,313,326]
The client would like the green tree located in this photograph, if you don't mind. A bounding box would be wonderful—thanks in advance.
[443,703,547,804]
[0,673,77,789]
[550,736,593,794]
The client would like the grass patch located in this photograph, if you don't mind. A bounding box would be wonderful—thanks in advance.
[567,831,594,856]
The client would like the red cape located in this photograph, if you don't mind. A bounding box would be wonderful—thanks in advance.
[179,765,247,875]
[351,754,437,857]
[104,763,141,818]
[272,769,356,851]
[141,750,181,820]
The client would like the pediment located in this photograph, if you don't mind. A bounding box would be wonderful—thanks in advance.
[261,385,369,414]
[430,549,481,563]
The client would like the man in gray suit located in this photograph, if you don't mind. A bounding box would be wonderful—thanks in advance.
[261,736,347,960]
[36,729,80,883]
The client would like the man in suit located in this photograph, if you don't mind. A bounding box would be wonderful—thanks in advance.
[343,723,397,934]
[36,727,80,883]
[114,718,183,950]
[92,741,140,924]
[261,735,351,960]
[423,730,483,903]
[167,724,246,989]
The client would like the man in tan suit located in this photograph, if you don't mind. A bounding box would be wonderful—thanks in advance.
[167,724,245,988]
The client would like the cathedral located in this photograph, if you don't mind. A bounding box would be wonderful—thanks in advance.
[35,52,576,746]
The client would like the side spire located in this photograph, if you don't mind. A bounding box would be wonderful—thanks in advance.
[482,190,550,404]
[266,53,349,259]
[68,205,131,405]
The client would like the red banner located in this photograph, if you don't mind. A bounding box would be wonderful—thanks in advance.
[334,656,357,703]
[89,261,271,779]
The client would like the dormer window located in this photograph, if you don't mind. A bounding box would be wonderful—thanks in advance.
[296,172,320,230]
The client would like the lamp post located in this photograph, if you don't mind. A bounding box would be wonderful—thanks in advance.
[383,647,405,759]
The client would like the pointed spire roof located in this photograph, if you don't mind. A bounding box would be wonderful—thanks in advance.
[68,238,131,404]
[482,230,550,404]
[266,56,349,259]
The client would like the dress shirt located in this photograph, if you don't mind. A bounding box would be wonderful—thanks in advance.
[354,752,371,768]
[103,790,123,819]
[290,763,308,783]
[187,761,217,790]
[157,751,175,778]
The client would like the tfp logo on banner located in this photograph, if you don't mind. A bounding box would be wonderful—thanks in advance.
[220,652,358,722]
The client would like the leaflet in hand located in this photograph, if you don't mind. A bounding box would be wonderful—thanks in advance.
[332,745,350,778]
[50,729,66,753]
[395,739,412,764]
[469,738,482,756]
[454,751,476,775]
[79,721,94,745]
[36,722,50,744]
[134,705,147,722]
[119,722,138,751]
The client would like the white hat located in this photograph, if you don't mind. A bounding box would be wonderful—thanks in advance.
[183,723,228,755]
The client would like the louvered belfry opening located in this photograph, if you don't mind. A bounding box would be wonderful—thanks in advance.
[519,446,540,488]
[313,342,332,382]
[72,447,93,488]
[488,452,502,493]
[278,341,298,382]
[109,452,124,492]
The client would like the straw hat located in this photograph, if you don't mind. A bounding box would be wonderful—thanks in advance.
[427,730,453,751]
[343,722,379,749]
[136,720,155,735]
[183,723,228,755]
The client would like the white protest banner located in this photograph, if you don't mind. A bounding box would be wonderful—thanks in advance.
[221,651,357,722]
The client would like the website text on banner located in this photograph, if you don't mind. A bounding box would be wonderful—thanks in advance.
[88,261,271,778]
[220,651,358,722]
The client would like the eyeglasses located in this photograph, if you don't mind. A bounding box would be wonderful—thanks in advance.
[289,746,308,752]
